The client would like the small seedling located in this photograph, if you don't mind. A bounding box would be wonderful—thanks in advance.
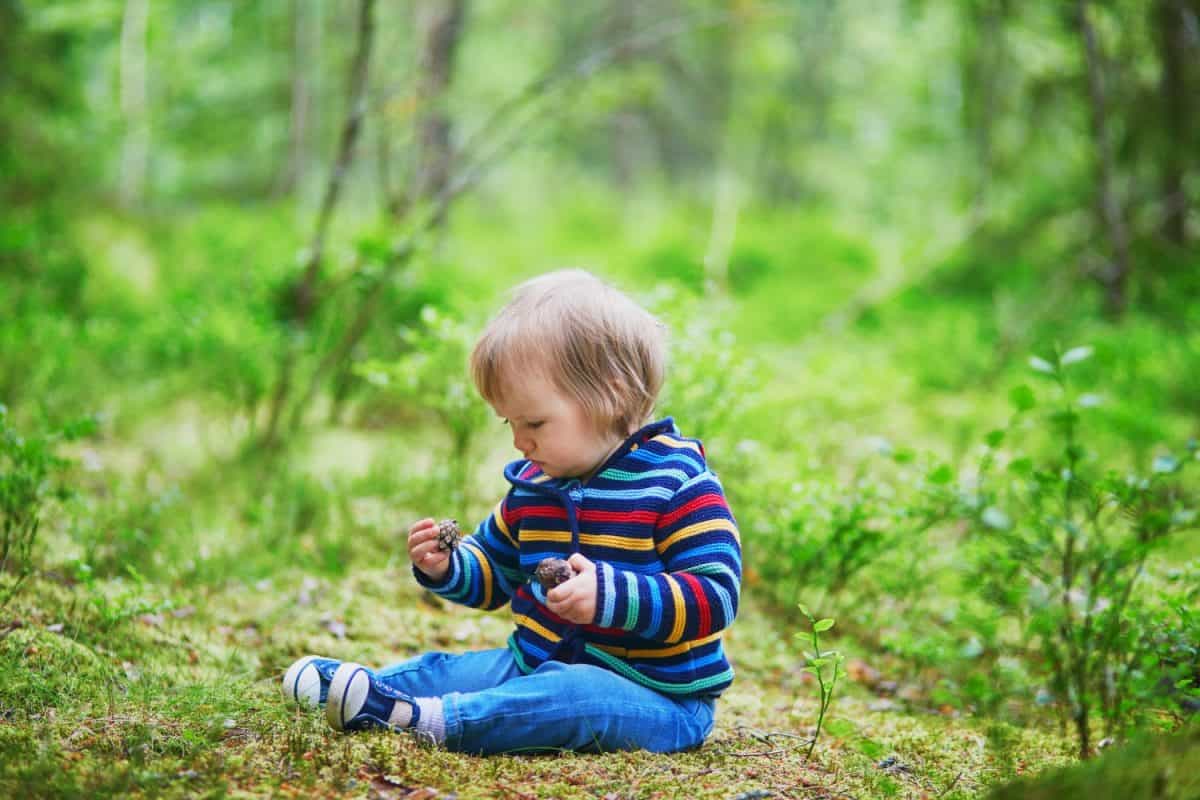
[796,604,846,761]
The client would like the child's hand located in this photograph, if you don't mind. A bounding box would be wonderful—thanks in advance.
[407,518,451,582]
[545,554,597,624]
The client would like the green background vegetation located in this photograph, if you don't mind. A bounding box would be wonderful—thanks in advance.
[2,0,1197,796]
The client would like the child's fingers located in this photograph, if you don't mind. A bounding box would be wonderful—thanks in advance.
[419,549,448,567]
[556,571,592,597]
[410,537,447,562]
[547,592,585,623]
[547,580,580,606]
[407,518,436,538]
[545,592,569,616]
[566,553,594,573]
[406,523,440,552]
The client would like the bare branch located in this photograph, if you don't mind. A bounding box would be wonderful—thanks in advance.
[262,0,377,448]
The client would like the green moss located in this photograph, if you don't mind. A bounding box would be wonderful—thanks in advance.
[988,727,1200,800]
[0,627,119,716]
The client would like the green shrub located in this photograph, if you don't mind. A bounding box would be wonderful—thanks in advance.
[0,408,93,607]
[931,347,1197,757]
[987,726,1200,800]
[356,306,492,521]
[637,242,706,295]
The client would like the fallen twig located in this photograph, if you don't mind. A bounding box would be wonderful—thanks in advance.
[938,770,964,797]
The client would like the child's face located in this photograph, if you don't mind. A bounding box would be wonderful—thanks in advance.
[491,372,622,480]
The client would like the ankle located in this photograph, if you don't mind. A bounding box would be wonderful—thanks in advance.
[413,697,445,743]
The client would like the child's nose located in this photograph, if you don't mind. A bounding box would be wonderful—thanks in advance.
[513,430,532,455]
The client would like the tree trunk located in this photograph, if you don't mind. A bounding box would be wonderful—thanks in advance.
[1156,0,1189,245]
[607,0,639,189]
[1078,0,1132,318]
[262,0,376,447]
[703,0,743,293]
[285,3,741,441]
[963,0,1010,226]
[406,0,468,228]
[285,0,319,199]
[118,0,150,209]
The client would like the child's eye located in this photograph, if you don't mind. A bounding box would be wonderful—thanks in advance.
[528,421,544,430]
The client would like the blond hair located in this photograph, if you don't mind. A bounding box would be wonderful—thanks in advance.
[470,269,667,438]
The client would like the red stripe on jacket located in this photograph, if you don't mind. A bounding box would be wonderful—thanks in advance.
[510,504,659,526]
[657,493,727,528]
[678,572,712,637]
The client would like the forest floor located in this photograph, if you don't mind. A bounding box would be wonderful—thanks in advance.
[1,562,1075,799]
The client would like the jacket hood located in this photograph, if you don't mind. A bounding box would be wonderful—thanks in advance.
[501,416,679,494]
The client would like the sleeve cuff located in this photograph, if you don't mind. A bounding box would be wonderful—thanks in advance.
[412,555,458,592]
[593,561,625,629]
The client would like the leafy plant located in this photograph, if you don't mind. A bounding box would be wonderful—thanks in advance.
[70,561,174,634]
[655,306,763,444]
[939,346,1198,758]
[0,407,94,607]
[356,306,492,519]
[795,604,846,761]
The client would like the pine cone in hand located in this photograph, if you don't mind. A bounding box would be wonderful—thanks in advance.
[534,558,575,591]
[435,519,461,552]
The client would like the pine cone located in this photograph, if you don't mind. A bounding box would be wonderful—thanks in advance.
[534,558,575,591]
[435,519,461,552]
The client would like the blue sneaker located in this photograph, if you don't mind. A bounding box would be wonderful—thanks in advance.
[281,655,341,708]
[325,662,419,732]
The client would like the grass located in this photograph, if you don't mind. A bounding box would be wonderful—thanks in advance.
[4,210,1194,796]
[1,560,1077,799]
[4,353,1188,798]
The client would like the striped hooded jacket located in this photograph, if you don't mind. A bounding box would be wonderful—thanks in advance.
[415,417,742,697]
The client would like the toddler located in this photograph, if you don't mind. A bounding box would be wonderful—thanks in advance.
[282,269,742,754]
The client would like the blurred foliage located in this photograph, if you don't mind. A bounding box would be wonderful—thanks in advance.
[356,305,492,519]
[987,724,1200,800]
[924,349,1196,756]
[0,408,94,606]
[1,0,1198,780]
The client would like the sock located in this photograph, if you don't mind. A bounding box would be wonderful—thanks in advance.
[386,699,414,728]
[413,697,446,743]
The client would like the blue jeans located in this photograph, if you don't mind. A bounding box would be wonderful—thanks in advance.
[376,647,716,755]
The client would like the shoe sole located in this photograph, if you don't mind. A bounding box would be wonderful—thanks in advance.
[281,655,323,708]
[326,662,371,731]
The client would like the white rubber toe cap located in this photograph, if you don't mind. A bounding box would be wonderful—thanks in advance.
[325,662,370,731]
[281,655,322,708]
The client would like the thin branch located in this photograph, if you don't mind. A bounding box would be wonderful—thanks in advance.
[288,4,798,430]
[1078,0,1131,318]
[261,0,376,447]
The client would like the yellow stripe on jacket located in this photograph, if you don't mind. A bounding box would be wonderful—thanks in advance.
[513,613,561,643]
[656,518,739,554]
[493,502,518,549]
[664,574,687,643]
[522,529,656,551]
[594,630,723,659]
[462,541,493,608]
[651,434,702,454]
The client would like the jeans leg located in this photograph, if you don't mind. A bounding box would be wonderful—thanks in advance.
[442,660,715,755]
[374,648,522,697]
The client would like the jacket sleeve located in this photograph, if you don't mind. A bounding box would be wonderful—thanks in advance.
[592,470,742,643]
[413,493,523,611]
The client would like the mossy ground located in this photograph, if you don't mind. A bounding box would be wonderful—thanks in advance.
[1,563,1078,799]
[3,362,1184,799]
